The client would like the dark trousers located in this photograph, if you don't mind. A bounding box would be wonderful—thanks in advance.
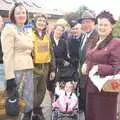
[33,69,49,108]
[79,75,87,111]
[79,87,86,111]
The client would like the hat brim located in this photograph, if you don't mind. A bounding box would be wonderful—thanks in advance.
[80,18,96,22]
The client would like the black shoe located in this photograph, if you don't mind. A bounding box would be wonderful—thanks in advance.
[32,107,45,120]
[32,114,45,120]
[22,111,32,120]
[32,114,40,120]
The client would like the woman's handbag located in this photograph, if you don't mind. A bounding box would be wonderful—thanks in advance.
[89,65,120,92]
[0,90,26,116]
[102,75,120,92]
[0,90,7,116]
[6,96,19,116]
[103,67,120,92]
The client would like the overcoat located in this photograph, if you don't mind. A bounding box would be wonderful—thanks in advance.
[85,35,120,120]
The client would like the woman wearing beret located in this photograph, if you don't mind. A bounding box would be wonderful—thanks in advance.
[82,11,120,120]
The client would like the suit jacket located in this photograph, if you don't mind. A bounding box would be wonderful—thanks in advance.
[79,29,99,84]
[79,29,99,66]
[68,35,81,68]
[1,24,33,80]
[50,33,67,68]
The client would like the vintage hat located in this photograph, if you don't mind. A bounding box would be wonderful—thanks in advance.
[96,11,116,24]
[69,19,79,28]
[81,10,96,21]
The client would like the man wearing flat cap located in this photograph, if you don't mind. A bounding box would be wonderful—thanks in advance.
[79,10,99,115]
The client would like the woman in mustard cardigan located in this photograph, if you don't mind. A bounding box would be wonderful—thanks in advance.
[31,14,55,119]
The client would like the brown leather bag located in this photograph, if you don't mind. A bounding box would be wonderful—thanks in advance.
[0,90,26,116]
[0,91,7,116]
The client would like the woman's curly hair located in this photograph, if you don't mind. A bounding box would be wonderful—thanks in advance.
[96,11,116,24]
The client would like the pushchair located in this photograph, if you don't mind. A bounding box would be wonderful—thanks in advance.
[51,81,81,120]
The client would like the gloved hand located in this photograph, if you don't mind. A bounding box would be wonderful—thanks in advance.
[6,78,17,91]
[6,78,18,98]
[6,79,17,97]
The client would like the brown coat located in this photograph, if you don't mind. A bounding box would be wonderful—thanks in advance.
[1,24,33,80]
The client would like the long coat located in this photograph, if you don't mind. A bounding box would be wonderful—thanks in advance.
[50,33,67,68]
[68,35,81,69]
[85,37,120,120]
[79,29,99,110]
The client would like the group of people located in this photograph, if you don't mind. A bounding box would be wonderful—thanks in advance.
[0,2,120,120]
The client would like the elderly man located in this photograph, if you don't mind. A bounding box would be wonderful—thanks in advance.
[67,20,82,82]
[79,10,99,114]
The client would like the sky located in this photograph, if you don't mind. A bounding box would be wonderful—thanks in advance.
[42,0,120,19]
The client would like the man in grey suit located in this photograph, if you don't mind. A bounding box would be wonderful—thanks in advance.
[79,10,99,114]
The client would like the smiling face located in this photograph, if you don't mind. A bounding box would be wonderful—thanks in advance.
[35,16,47,30]
[14,6,27,25]
[97,18,113,38]
[54,25,64,39]
[71,24,82,36]
[81,19,95,32]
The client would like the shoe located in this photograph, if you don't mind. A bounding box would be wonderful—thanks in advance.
[32,114,40,120]
[32,107,45,120]
[22,111,32,120]
[32,113,45,120]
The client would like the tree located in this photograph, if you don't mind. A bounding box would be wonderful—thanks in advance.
[113,18,120,38]
[64,5,93,24]
[77,5,90,16]
[64,12,80,25]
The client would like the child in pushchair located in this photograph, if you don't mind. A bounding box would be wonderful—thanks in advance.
[52,80,80,120]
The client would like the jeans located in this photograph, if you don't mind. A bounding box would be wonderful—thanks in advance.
[0,64,5,90]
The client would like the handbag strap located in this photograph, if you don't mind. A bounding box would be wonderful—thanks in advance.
[18,71,25,98]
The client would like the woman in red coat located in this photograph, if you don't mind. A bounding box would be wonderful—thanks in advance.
[82,11,120,120]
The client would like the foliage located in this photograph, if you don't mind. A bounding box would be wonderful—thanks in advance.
[64,5,94,24]
[113,18,120,38]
